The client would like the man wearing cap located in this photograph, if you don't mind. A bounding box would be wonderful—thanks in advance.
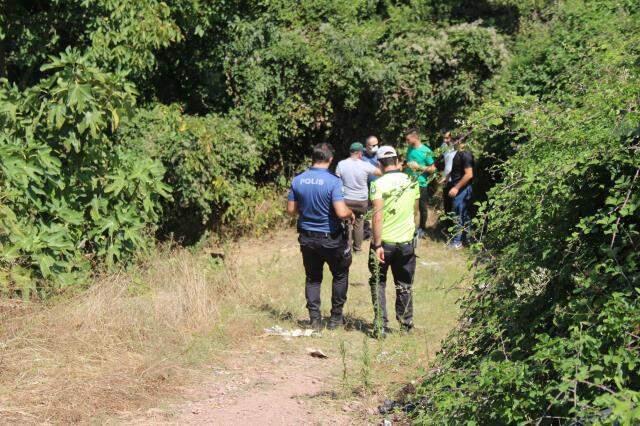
[369,145,419,338]
[287,143,355,331]
[336,142,382,252]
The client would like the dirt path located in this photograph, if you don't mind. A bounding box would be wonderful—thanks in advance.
[123,229,468,425]
[161,348,351,425]
[126,337,359,425]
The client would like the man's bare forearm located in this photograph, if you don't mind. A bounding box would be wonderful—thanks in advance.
[454,168,473,190]
[373,215,382,246]
[286,201,298,216]
[372,200,384,246]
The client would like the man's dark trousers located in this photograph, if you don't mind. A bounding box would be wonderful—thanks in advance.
[418,186,429,230]
[299,231,352,321]
[451,185,472,245]
[368,242,416,328]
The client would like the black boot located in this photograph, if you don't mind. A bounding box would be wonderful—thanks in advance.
[327,315,344,330]
[310,317,322,332]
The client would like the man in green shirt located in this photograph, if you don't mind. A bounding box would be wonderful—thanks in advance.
[369,146,420,338]
[404,128,436,237]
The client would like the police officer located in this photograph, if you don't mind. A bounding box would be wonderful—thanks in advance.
[287,143,354,331]
[369,146,419,338]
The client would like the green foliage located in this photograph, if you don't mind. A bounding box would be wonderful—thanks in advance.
[0,50,169,296]
[0,0,180,88]
[83,0,182,79]
[120,105,278,242]
[3,3,638,422]
[224,1,508,169]
[414,1,640,423]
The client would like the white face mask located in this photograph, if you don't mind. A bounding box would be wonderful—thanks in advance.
[368,146,378,154]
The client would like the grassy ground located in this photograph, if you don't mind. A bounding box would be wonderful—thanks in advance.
[0,225,468,424]
[235,229,469,408]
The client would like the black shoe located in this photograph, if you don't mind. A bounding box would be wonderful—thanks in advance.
[327,316,344,330]
[310,318,322,331]
[372,327,386,339]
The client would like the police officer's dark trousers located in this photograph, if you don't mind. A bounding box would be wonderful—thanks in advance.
[299,230,352,321]
[368,242,416,328]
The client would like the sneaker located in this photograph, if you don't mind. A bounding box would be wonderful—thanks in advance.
[447,241,463,250]
[416,228,427,239]
[310,318,322,332]
[327,316,345,330]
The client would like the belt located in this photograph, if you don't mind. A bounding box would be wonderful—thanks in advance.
[300,229,342,238]
[382,241,413,246]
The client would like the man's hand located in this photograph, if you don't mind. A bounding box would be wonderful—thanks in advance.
[286,200,298,216]
[333,201,353,220]
[375,246,385,263]
[448,186,459,198]
[407,161,420,171]
[349,212,356,223]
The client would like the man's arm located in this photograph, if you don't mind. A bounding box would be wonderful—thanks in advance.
[421,154,437,174]
[448,167,473,197]
[368,162,383,177]
[331,179,354,221]
[333,200,354,220]
[286,200,298,216]
[423,164,437,174]
[408,161,436,174]
[372,198,385,263]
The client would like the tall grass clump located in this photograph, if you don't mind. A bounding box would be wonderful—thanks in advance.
[0,246,251,423]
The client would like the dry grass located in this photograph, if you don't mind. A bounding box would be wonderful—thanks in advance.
[0,248,247,424]
[0,217,469,424]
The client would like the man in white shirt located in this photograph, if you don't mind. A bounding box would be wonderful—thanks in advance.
[336,142,382,252]
[440,131,457,216]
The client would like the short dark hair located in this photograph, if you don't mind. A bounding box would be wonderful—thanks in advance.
[379,156,398,168]
[404,127,420,137]
[311,142,335,163]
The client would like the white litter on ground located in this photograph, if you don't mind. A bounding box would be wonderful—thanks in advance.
[264,325,318,338]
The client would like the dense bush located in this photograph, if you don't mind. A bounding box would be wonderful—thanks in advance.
[414,1,640,423]
[120,105,273,242]
[1,0,510,294]
[0,50,169,296]
[224,1,508,168]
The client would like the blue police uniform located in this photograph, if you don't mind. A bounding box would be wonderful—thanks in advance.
[288,167,352,324]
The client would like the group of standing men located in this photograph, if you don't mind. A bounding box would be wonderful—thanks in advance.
[286,129,474,336]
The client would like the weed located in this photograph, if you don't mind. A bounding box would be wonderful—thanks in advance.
[339,340,349,390]
[361,336,372,392]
